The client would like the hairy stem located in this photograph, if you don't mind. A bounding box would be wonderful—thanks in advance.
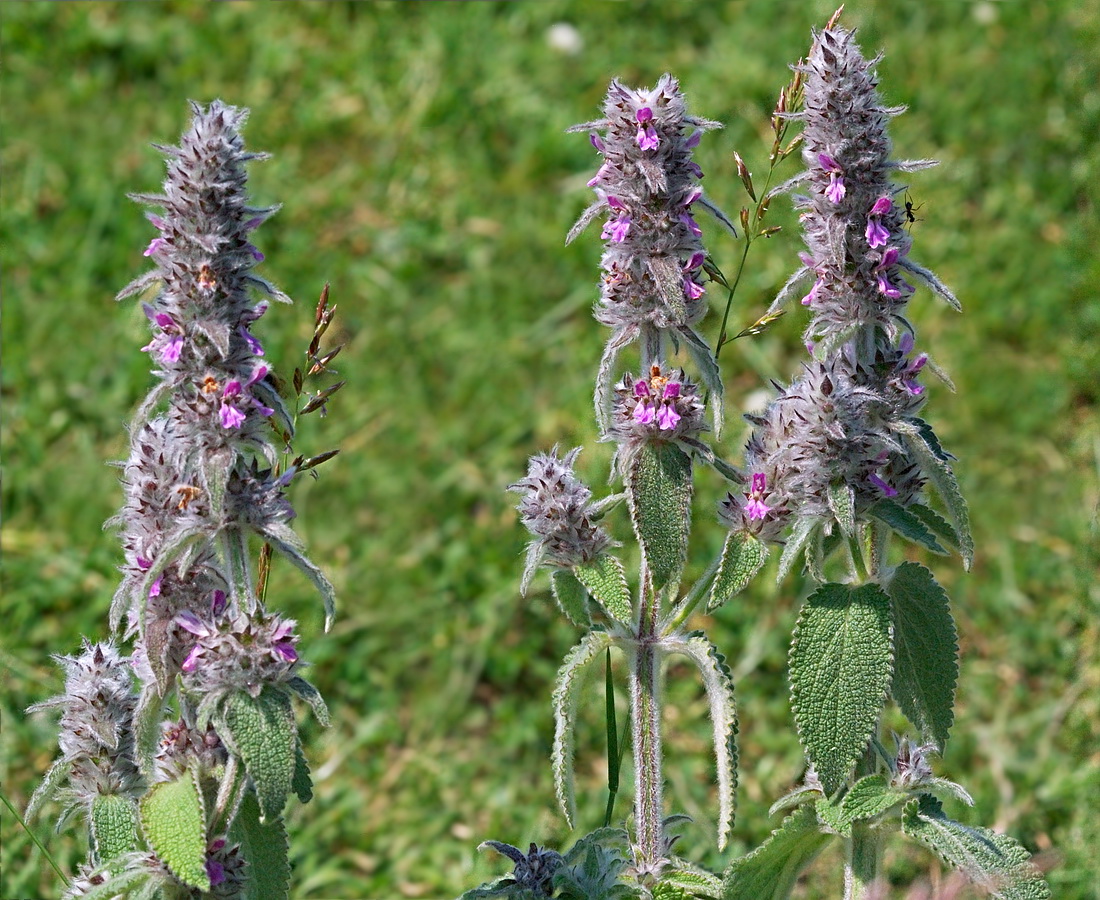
[630,573,664,866]
[844,744,883,900]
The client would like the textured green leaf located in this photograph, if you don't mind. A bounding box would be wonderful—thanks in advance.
[903,796,1051,900]
[575,556,632,625]
[91,794,138,862]
[666,633,738,850]
[551,569,592,627]
[628,443,693,590]
[292,741,314,805]
[218,687,297,822]
[659,862,721,899]
[708,531,768,611]
[887,562,958,750]
[907,502,961,552]
[900,426,974,570]
[721,806,831,900]
[230,790,291,900]
[818,774,908,836]
[140,769,209,891]
[134,685,165,778]
[287,675,330,727]
[788,583,894,795]
[25,755,69,823]
[827,481,855,537]
[868,500,947,554]
[552,631,613,827]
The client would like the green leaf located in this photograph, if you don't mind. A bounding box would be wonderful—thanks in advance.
[776,515,817,584]
[575,556,632,625]
[899,424,974,570]
[140,769,210,891]
[627,443,693,591]
[902,796,1051,900]
[666,633,738,850]
[659,861,722,899]
[827,481,855,537]
[552,631,613,827]
[91,794,138,862]
[907,502,961,552]
[260,522,337,630]
[721,806,831,900]
[867,499,947,555]
[292,741,314,804]
[887,562,958,750]
[133,685,165,778]
[217,687,297,822]
[788,583,894,795]
[708,531,768,612]
[79,866,156,900]
[230,790,291,900]
[818,774,908,836]
[551,569,592,627]
[25,755,69,823]
[287,675,330,727]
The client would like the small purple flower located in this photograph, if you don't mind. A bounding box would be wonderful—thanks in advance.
[802,276,825,306]
[744,472,773,520]
[602,216,632,243]
[143,237,167,257]
[246,244,264,262]
[819,153,846,203]
[161,335,184,363]
[219,381,247,430]
[590,133,606,154]
[587,163,611,187]
[679,212,702,237]
[684,277,705,301]
[868,473,898,497]
[635,107,659,150]
[866,197,892,248]
[682,187,702,208]
[240,326,264,356]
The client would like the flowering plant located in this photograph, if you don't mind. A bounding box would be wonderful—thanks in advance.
[26,101,340,900]
[466,11,1050,900]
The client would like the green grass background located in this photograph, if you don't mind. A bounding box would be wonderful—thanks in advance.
[2,1,1097,897]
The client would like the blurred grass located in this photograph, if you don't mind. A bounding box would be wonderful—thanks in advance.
[1,1,1097,898]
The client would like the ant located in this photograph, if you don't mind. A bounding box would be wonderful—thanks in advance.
[903,189,924,231]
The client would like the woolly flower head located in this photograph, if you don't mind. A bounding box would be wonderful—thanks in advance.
[739,350,926,532]
[27,641,142,804]
[778,26,960,354]
[151,718,226,785]
[508,447,613,594]
[571,74,723,335]
[176,610,300,699]
[609,364,707,470]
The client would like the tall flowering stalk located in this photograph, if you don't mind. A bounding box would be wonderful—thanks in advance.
[27,101,335,900]
[465,77,745,900]
[719,20,1049,900]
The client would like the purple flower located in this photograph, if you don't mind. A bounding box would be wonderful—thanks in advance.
[635,107,659,150]
[161,336,184,363]
[868,473,898,497]
[240,327,264,356]
[684,277,705,301]
[802,276,825,306]
[587,163,611,188]
[819,153,846,203]
[246,244,264,262]
[590,133,606,153]
[866,197,892,248]
[143,237,167,257]
[744,472,773,520]
[679,212,702,237]
[602,216,632,243]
